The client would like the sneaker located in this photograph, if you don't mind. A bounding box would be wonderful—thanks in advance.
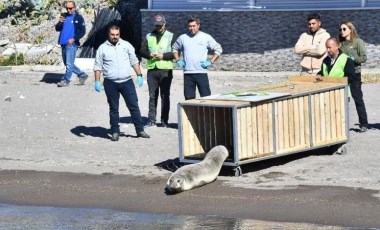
[144,120,156,128]
[78,74,88,85]
[160,120,169,128]
[57,80,69,87]
[111,133,119,141]
[137,131,150,138]
[360,126,368,133]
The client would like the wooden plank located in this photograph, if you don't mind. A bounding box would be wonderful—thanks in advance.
[283,100,289,149]
[198,106,206,153]
[298,97,305,146]
[289,76,348,84]
[330,90,337,139]
[288,99,295,148]
[240,107,248,159]
[188,106,196,156]
[303,95,310,147]
[257,104,264,154]
[277,101,284,150]
[335,89,342,138]
[268,102,274,153]
[262,103,269,153]
[237,108,242,160]
[314,93,321,143]
[325,91,331,141]
[180,106,190,156]
[294,97,300,147]
[252,105,258,155]
[319,92,326,142]
[246,105,253,157]
[340,88,346,137]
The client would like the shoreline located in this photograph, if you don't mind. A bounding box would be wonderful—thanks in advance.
[1,169,380,228]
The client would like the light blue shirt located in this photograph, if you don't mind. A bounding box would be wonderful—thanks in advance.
[94,39,139,82]
[172,31,222,74]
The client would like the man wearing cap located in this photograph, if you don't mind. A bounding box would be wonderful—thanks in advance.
[140,14,175,128]
[172,17,222,100]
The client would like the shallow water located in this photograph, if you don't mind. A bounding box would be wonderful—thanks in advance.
[0,203,361,230]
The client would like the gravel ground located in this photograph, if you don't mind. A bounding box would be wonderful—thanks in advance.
[1,68,379,201]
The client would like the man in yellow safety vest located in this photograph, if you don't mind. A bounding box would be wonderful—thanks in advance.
[141,14,175,128]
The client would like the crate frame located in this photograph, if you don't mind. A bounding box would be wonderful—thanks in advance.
[177,76,350,174]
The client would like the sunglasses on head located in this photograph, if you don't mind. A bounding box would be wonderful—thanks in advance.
[339,27,347,32]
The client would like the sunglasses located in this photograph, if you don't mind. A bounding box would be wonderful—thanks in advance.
[339,27,348,32]
[66,7,74,10]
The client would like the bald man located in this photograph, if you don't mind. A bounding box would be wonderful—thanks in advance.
[317,38,355,83]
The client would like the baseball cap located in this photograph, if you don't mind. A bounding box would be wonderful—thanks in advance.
[154,14,166,26]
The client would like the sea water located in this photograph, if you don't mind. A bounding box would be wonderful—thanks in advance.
[0,203,357,229]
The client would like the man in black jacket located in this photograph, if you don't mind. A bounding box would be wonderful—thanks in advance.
[55,1,88,87]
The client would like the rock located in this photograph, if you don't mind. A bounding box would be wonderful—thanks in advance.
[26,45,54,57]
[0,39,10,46]
[2,43,33,56]
[4,96,11,102]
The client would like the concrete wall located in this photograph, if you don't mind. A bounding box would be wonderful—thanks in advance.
[140,9,380,72]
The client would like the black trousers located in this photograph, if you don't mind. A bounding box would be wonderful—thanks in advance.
[147,69,173,123]
[184,73,211,100]
[350,73,368,127]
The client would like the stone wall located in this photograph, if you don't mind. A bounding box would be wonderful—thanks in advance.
[140,9,380,72]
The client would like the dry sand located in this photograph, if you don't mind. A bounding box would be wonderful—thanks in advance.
[1,68,379,197]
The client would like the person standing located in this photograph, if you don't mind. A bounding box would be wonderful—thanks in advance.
[93,24,150,141]
[339,21,369,132]
[295,13,330,75]
[318,38,356,81]
[55,0,88,87]
[140,14,175,128]
[172,17,222,100]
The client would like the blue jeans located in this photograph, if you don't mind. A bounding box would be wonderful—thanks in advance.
[61,44,85,82]
[103,78,145,134]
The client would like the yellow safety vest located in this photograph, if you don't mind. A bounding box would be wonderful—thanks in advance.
[146,30,173,70]
[322,53,348,77]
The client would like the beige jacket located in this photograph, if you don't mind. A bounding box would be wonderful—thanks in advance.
[294,28,330,73]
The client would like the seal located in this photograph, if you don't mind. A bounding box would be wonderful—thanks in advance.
[166,145,229,193]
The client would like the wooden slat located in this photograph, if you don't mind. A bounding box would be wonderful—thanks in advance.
[330,90,337,139]
[246,105,253,157]
[240,107,248,159]
[277,101,284,150]
[237,108,242,159]
[257,104,264,154]
[303,95,310,147]
[340,88,346,137]
[268,102,274,152]
[252,105,258,155]
[314,94,321,143]
[262,103,269,153]
[288,99,295,148]
[335,89,342,137]
[283,100,289,149]
[294,97,300,147]
[319,92,326,142]
[325,91,331,140]
[289,75,348,84]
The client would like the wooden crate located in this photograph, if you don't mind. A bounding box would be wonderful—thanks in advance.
[178,76,349,166]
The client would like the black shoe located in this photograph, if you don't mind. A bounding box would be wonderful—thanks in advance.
[144,120,156,128]
[137,131,150,138]
[78,74,88,85]
[111,133,119,141]
[360,126,368,133]
[160,120,169,128]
